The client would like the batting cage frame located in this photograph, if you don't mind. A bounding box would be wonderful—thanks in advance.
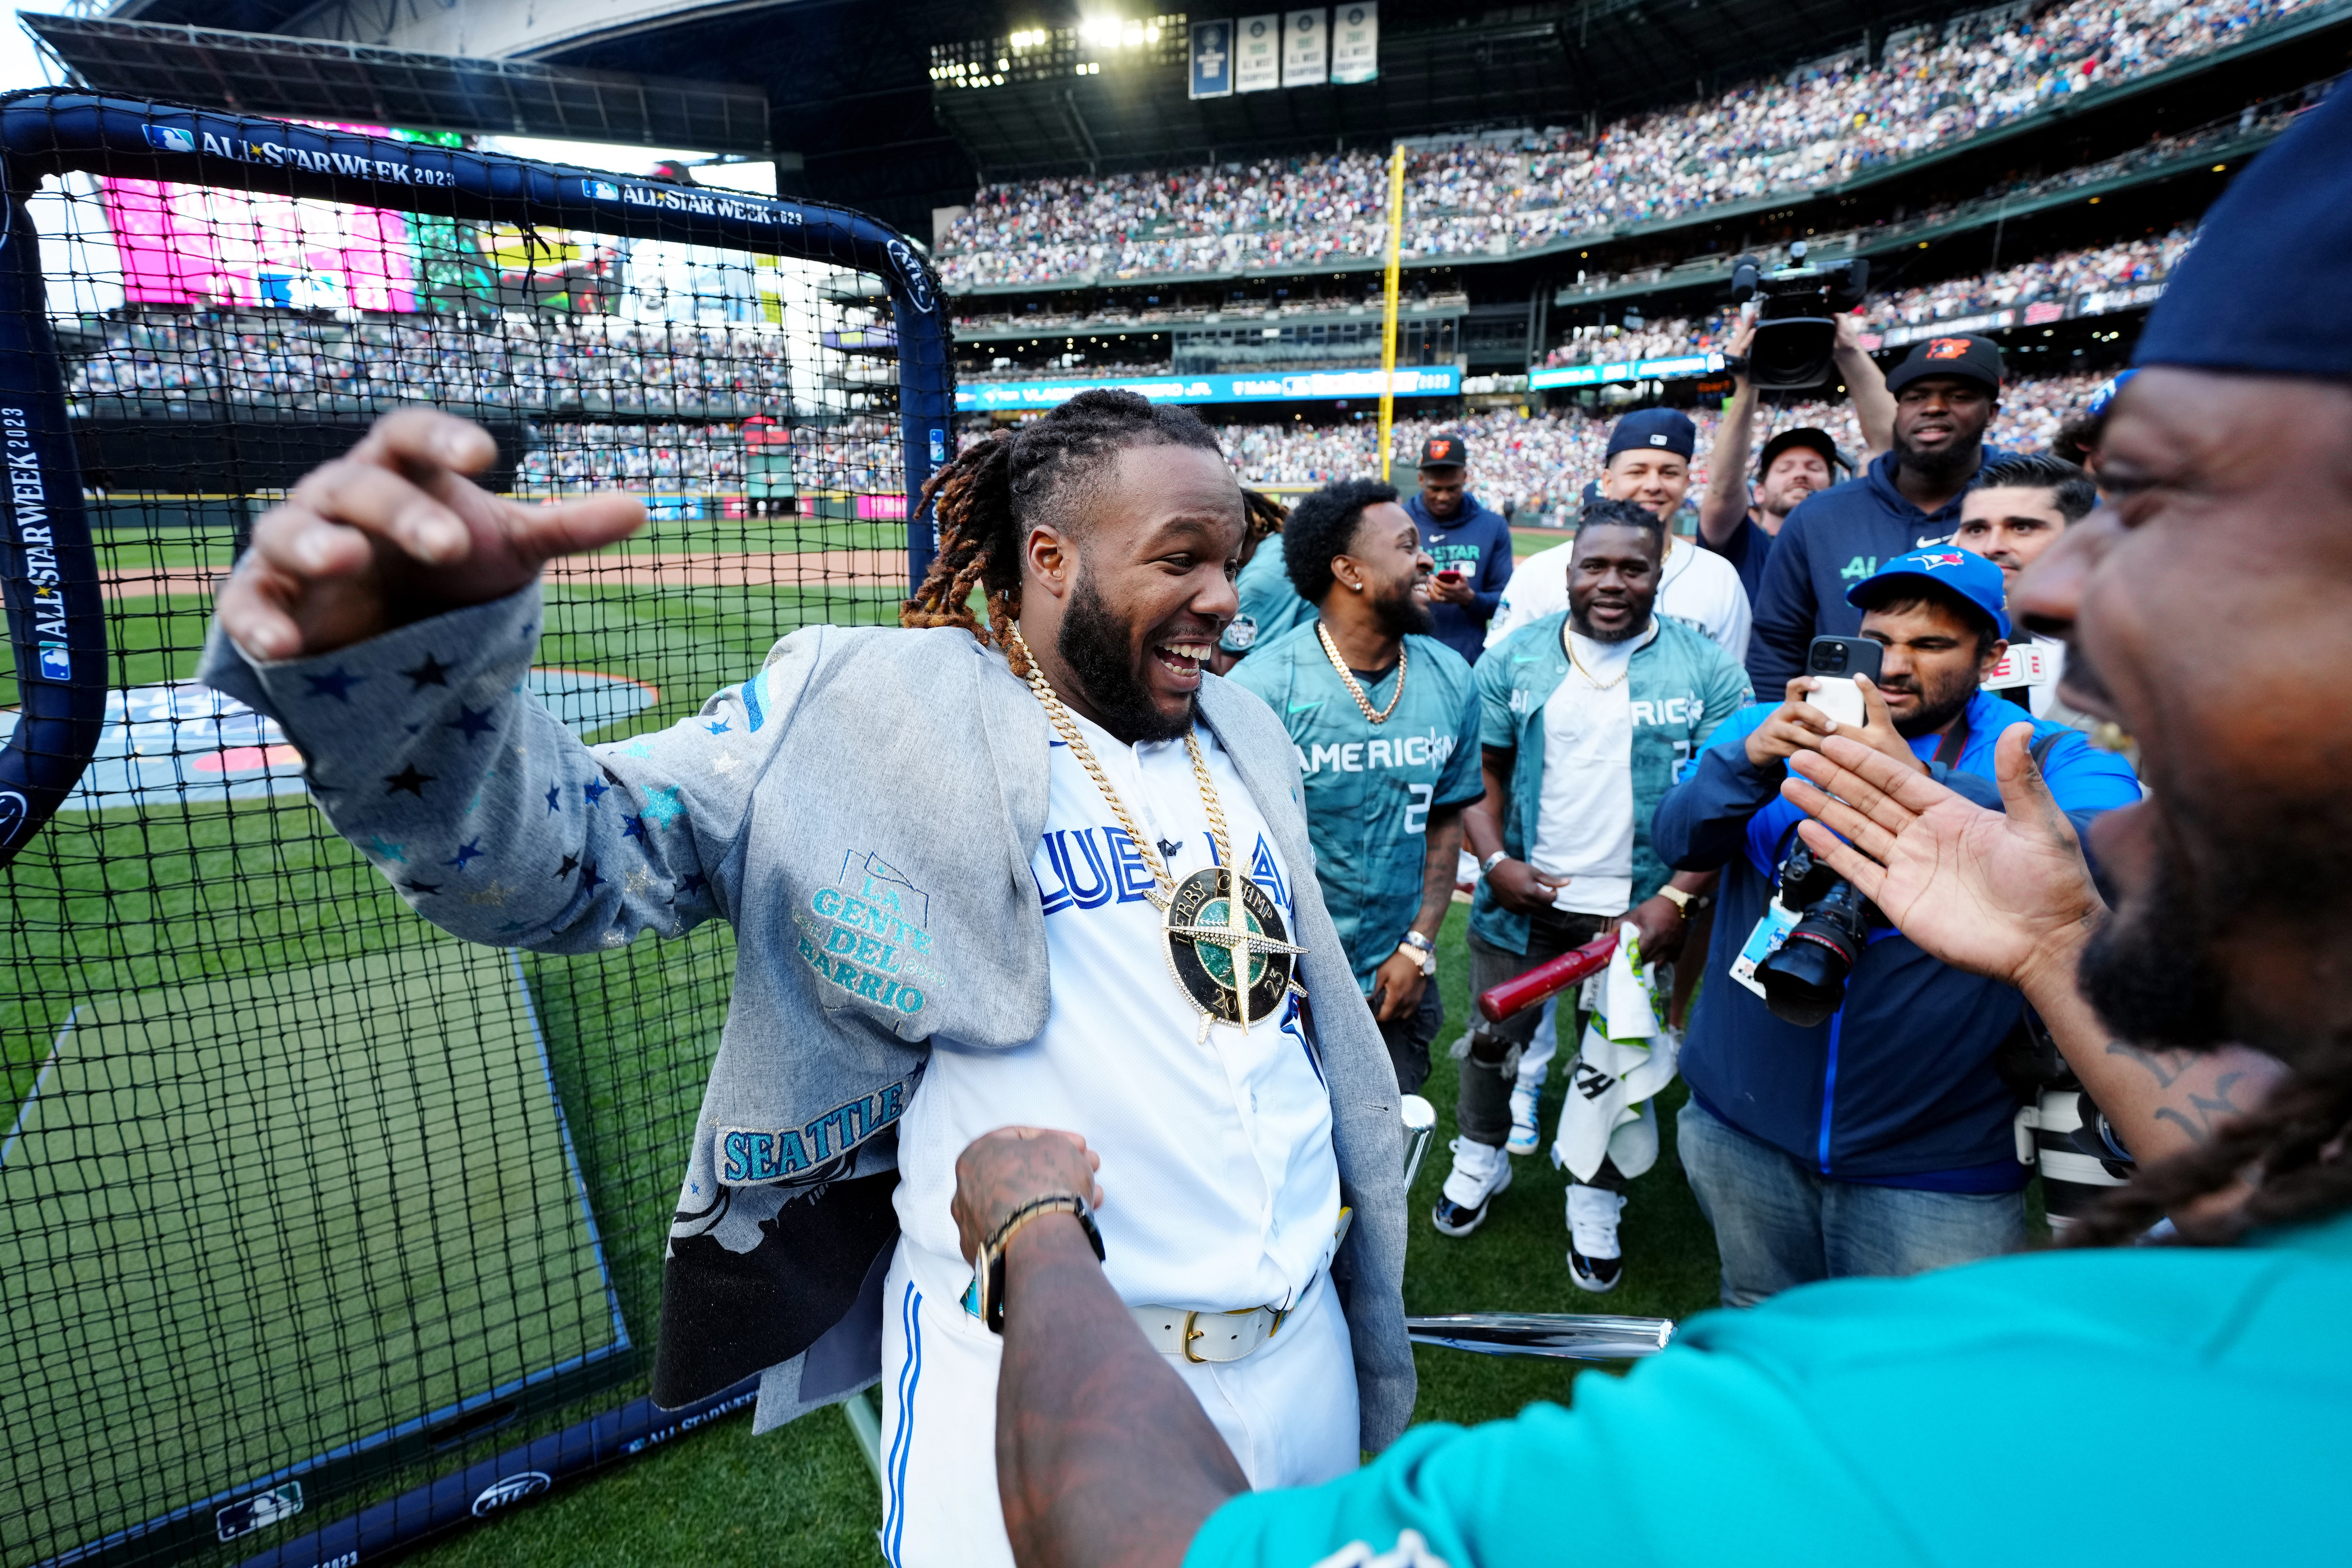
[0,89,950,1568]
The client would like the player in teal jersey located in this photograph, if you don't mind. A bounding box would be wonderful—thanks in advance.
[1231,479,1483,1093]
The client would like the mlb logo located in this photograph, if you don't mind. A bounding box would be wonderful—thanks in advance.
[141,124,196,155]
[37,642,70,680]
[215,1482,303,1542]
[1648,433,1668,446]
[1925,337,1971,360]
[584,179,621,202]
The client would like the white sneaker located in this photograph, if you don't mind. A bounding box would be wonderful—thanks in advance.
[1566,1184,1625,1293]
[1505,1085,1541,1156]
[1431,1137,1513,1236]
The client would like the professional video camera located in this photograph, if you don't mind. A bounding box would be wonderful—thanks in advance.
[1728,242,1870,390]
[1752,839,1876,1027]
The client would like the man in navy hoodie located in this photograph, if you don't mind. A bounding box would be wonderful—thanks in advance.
[1402,433,1514,665]
[1654,548,2139,1305]
[1746,335,2007,690]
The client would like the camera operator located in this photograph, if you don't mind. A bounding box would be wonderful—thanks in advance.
[1653,549,2140,1303]
[1698,313,1896,605]
[1952,452,2098,722]
[914,94,2352,1568]
[1434,499,1748,1290]
[1746,334,2009,692]
[1486,409,1753,660]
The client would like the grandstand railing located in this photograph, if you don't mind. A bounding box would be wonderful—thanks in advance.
[0,90,953,867]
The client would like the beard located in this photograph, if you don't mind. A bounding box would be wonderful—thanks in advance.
[2079,844,2233,1051]
[1570,600,1651,644]
[1371,578,1435,639]
[1892,426,1985,488]
[1886,666,1978,738]
[1057,563,1195,744]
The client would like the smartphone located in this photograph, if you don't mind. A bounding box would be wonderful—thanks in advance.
[1436,568,1466,585]
[1805,635,1884,729]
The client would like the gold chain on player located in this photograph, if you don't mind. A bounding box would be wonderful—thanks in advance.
[1316,620,1408,724]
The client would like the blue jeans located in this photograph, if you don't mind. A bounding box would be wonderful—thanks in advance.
[1677,1097,2027,1308]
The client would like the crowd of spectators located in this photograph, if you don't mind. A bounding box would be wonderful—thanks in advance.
[63,310,803,417]
[935,0,2318,289]
[1214,374,2103,520]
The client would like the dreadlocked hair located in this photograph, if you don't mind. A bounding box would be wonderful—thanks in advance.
[1243,487,1289,542]
[2064,1056,2352,1248]
[902,389,1226,675]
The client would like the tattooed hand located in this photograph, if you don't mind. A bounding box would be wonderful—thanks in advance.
[952,1127,1106,1266]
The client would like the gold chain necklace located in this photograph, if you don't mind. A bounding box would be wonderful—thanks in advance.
[1007,625,1304,1039]
[1565,620,1648,690]
[1315,620,1408,724]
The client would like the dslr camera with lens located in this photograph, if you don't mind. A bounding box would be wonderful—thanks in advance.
[1727,241,1870,390]
[1753,839,1877,1027]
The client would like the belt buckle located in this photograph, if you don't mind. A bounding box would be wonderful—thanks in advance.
[1179,1310,1208,1364]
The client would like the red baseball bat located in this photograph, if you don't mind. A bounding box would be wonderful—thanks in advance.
[1476,932,1618,1023]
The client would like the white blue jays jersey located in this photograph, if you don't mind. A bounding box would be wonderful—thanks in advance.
[892,710,1341,1316]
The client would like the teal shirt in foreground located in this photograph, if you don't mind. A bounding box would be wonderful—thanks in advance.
[1188,1210,2352,1566]
[1229,622,1482,990]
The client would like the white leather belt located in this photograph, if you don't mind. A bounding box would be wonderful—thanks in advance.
[1131,1302,1289,1364]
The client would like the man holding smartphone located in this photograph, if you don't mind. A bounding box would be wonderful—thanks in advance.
[1652,549,2140,1304]
[1402,434,1515,665]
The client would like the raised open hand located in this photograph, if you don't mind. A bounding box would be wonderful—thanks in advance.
[217,407,647,661]
[1778,723,2106,994]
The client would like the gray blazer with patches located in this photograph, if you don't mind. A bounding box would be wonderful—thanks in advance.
[198,585,1415,1449]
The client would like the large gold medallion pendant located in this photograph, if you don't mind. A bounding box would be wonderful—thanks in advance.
[1164,866,1305,1033]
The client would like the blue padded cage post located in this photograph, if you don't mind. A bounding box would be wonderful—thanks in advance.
[0,139,105,867]
[0,89,954,865]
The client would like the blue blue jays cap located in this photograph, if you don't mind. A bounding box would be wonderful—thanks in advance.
[2135,87,2352,378]
[1846,547,2012,641]
[1605,408,1696,461]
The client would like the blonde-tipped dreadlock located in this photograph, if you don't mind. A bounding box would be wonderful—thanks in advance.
[1242,486,1289,543]
[902,390,1228,676]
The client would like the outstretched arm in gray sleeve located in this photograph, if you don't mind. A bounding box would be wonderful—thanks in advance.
[195,405,753,952]
[199,581,809,953]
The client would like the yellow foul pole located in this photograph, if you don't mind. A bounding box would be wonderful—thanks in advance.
[1379,143,1405,483]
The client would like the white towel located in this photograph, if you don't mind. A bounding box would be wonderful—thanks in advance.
[1550,922,1681,1182]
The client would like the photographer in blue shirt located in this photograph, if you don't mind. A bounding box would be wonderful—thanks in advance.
[1231,479,1483,1092]
[1653,548,2140,1302]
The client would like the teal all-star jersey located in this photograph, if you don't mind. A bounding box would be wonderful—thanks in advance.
[1229,621,1483,991]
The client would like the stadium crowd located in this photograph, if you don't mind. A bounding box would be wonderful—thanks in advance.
[1217,373,2102,519]
[935,0,2318,287]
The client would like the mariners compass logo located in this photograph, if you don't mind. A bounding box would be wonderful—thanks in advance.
[1164,867,1303,1035]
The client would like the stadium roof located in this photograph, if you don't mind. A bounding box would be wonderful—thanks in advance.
[27,15,773,153]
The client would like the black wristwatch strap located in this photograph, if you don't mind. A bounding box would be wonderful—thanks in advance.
[979,1194,1107,1334]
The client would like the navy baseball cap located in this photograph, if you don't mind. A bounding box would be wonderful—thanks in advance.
[1846,547,2012,640]
[1605,408,1695,460]
[1885,333,2004,395]
[2135,85,2352,378]
[1758,426,1844,477]
[1417,434,1468,469]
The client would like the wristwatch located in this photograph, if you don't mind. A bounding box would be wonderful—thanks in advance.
[1397,929,1438,978]
[1657,885,1712,920]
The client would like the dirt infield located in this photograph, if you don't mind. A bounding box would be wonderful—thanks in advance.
[99,549,912,602]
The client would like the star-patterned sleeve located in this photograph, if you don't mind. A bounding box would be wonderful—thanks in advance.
[197,582,798,955]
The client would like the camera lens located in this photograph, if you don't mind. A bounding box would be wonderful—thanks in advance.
[1809,641,1843,672]
[1754,878,1874,1027]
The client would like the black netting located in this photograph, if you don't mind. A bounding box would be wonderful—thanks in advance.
[1,110,927,1568]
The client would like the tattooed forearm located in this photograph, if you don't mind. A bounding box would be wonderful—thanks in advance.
[2150,1071,2253,1145]
[2106,1040,2201,1091]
